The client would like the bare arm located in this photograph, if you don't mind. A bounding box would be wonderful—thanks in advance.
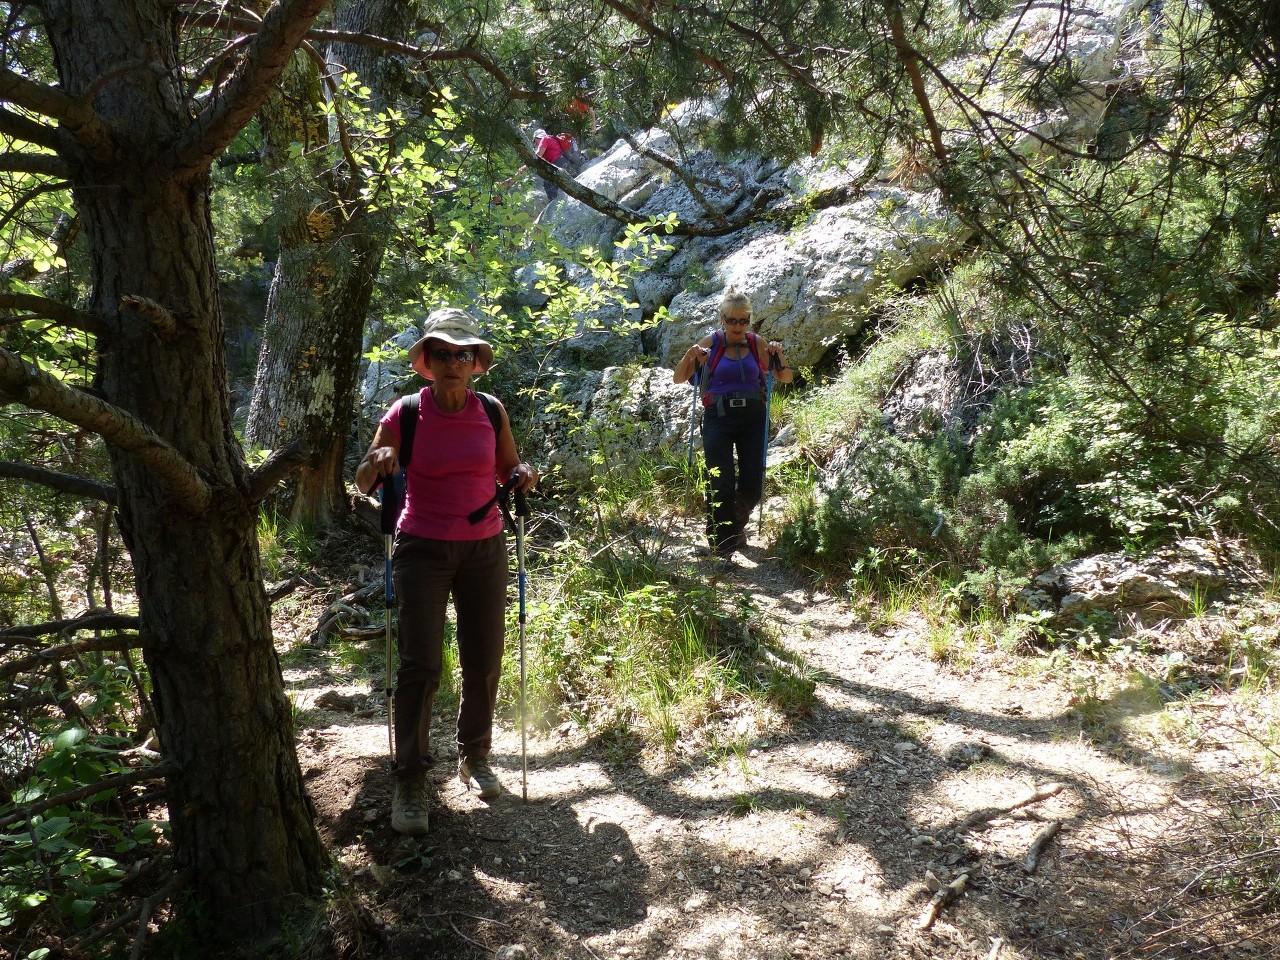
[672,336,713,385]
[354,423,400,495]
[764,341,796,384]
[494,402,538,492]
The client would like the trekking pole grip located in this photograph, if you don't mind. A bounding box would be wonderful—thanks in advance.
[511,470,530,519]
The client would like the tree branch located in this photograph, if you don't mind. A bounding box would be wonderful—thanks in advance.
[888,0,947,166]
[0,150,73,177]
[0,291,104,336]
[2,611,140,643]
[0,763,170,831]
[0,65,87,126]
[0,67,115,159]
[117,295,177,339]
[245,437,311,505]
[0,632,145,683]
[617,127,738,224]
[185,12,542,100]
[598,0,735,82]
[507,126,783,238]
[168,0,329,179]
[0,459,117,503]
[0,347,213,513]
[0,105,66,152]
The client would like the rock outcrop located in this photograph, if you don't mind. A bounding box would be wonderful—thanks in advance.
[1017,539,1266,625]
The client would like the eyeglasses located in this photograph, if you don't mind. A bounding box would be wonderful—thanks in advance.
[722,316,750,326]
[430,347,476,364]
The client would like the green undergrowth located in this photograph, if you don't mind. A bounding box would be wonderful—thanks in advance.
[504,547,815,759]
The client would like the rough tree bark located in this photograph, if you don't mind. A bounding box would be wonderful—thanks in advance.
[245,0,414,527]
[24,0,330,939]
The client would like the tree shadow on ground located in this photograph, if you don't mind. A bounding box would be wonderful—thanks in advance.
[294,540,1260,960]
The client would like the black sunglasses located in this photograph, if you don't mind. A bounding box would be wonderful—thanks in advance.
[430,347,476,364]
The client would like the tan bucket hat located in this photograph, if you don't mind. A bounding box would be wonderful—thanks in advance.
[407,307,494,378]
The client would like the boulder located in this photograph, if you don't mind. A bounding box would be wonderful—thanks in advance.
[533,366,694,482]
[1017,539,1265,625]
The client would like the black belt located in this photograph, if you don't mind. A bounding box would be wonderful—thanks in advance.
[706,392,764,416]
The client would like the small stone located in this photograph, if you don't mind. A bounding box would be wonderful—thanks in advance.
[598,879,618,893]
[367,864,394,888]
[818,883,834,896]
[495,946,529,960]
[682,892,710,913]
[447,870,463,881]
[566,876,579,886]
[893,741,918,753]
[675,870,686,881]
[798,867,812,881]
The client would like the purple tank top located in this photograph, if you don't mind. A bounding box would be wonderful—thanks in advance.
[704,332,764,397]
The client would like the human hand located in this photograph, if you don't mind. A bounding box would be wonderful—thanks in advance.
[364,446,398,477]
[512,463,539,493]
[685,344,710,366]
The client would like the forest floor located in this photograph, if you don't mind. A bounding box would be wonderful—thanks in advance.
[275,520,1280,960]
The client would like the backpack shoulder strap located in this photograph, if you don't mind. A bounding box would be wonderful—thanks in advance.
[397,393,420,473]
[474,391,503,440]
[706,329,725,373]
[745,330,763,369]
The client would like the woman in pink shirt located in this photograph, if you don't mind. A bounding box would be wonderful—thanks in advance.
[356,308,537,835]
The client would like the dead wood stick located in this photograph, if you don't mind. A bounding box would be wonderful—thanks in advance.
[72,867,192,951]
[339,623,387,640]
[953,781,1065,835]
[1022,819,1062,874]
[916,872,970,930]
[0,763,171,830]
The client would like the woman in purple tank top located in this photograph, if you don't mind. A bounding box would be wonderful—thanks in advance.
[672,288,794,569]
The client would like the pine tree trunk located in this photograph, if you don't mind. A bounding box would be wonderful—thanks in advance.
[42,0,327,939]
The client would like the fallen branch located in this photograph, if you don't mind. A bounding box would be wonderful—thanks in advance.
[916,872,969,930]
[1,610,139,644]
[339,623,386,640]
[71,866,192,953]
[0,632,144,682]
[266,575,304,602]
[0,763,171,830]
[1022,820,1062,874]
[309,581,384,644]
[952,782,1065,835]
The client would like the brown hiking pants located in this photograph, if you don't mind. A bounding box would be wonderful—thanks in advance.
[391,531,507,780]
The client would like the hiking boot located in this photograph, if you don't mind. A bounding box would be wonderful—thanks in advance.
[713,556,737,574]
[391,775,430,835]
[459,756,502,798]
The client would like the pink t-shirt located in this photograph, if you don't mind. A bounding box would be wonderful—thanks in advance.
[379,388,502,540]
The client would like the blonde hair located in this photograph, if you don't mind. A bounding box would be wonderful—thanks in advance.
[718,287,752,320]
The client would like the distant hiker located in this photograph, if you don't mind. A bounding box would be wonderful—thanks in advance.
[355,308,538,835]
[672,288,793,569]
[555,132,586,175]
[533,127,570,200]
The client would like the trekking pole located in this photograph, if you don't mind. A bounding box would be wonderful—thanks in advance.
[376,472,403,764]
[512,477,531,803]
[686,363,701,468]
[758,352,783,535]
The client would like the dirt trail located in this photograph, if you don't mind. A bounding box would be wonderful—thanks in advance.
[286,535,1190,960]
